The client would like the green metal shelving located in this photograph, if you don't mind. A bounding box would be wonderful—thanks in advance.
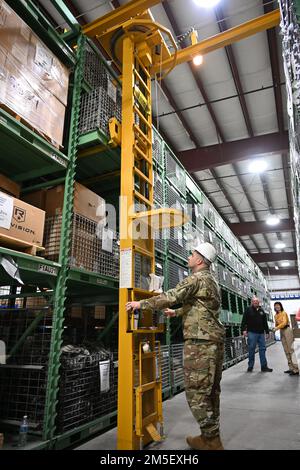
[0,108,69,183]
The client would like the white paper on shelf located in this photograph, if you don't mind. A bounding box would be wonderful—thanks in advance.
[99,360,110,393]
[0,191,13,229]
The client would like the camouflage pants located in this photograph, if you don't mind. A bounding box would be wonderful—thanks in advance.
[184,339,224,438]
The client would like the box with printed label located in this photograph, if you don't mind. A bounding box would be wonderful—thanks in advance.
[0,191,45,246]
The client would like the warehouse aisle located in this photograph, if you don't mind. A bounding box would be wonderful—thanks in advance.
[76,342,300,451]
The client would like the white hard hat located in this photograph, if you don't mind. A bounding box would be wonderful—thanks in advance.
[193,242,217,263]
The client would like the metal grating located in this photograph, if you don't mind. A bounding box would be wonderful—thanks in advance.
[0,304,52,431]
[134,253,151,290]
[79,86,122,137]
[171,343,184,388]
[153,170,164,206]
[57,348,118,433]
[152,130,163,166]
[156,344,170,391]
[168,260,188,290]
[166,185,186,209]
[168,226,188,260]
[84,45,110,90]
[165,148,186,196]
[44,215,120,278]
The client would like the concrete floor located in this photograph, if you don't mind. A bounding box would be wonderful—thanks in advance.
[76,341,300,451]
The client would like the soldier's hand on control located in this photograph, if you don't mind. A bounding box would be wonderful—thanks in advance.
[126,301,141,312]
[242,330,248,337]
[164,308,176,317]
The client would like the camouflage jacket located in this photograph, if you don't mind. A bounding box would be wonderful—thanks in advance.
[140,267,225,343]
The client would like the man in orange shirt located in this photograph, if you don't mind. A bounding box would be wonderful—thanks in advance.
[274,302,299,376]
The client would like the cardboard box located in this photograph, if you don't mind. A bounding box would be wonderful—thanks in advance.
[45,183,106,223]
[70,305,83,319]
[0,0,69,105]
[0,191,45,246]
[0,50,66,147]
[22,189,47,210]
[0,173,21,198]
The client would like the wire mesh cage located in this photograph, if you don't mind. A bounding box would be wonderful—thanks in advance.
[168,226,188,260]
[44,214,120,278]
[153,170,164,206]
[168,259,189,290]
[171,343,184,389]
[134,253,151,290]
[165,147,186,196]
[57,348,118,433]
[155,344,170,391]
[166,185,186,213]
[0,303,52,432]
[152,129,164,167]
[79,86,122,137]
[84,44,111,90]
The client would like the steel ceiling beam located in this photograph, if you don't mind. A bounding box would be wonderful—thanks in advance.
[252,252,297,263]
[262,1,296,251]
[213,5,274,252]
[160,81,198,146]
[162,1,225,142]
[229,219,293,236]
[214,5,253,137]
[162,1,260,252]
[261,267,298,276]
[178,131,289,172]
[263,0,285,134]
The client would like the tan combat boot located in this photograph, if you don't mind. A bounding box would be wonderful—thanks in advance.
[186,435,206,450]
[186,434,224,450]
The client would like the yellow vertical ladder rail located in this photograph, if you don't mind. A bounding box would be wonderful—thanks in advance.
[118,34,163,450]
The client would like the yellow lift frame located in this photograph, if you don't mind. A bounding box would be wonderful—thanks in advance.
[82,0,280,450]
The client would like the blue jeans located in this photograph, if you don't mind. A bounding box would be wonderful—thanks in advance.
[248,332,267,369]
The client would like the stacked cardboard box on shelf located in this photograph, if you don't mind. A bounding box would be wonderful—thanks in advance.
[0,174,45,250]
[0,0,69,147]
[23,183,112,272]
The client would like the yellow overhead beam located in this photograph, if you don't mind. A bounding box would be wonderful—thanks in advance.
[82,0,161,37]
[152,9,280,74]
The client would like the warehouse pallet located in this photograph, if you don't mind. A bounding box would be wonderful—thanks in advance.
[0,104,61,150]
[0,233,45,256]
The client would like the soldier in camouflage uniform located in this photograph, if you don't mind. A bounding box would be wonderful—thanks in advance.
[126,242,225,450]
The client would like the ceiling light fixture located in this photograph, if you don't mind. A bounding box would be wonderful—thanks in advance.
[281,261,290,267]
[193,0,221,7]
[275,242,286,249]
[274,266,279,270]
[266,216,280,226]
[193,54,203,66]
[248,159,268,173]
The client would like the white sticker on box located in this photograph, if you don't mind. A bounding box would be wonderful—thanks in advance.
[120,248,132,288]
[0,191,13,229]
[108,79,117,103]
[102,228,113,253]
[34,43,53,73]
[99,360,110,393]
